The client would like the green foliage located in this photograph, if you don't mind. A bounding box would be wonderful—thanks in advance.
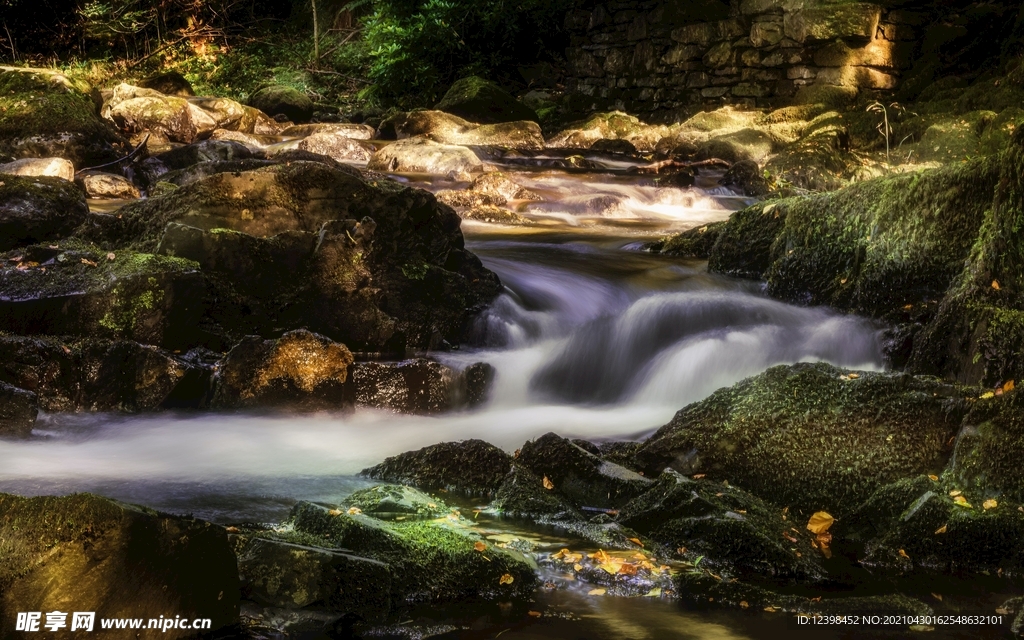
[361,0,575,107]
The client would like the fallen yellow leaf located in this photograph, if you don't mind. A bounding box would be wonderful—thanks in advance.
[1004,380,1016,393]
[996,607,1011,615]
[931,593,943,602]
[528,611,542,617]
[928,475,939,482]
[739,600,749,608]
[899,549,910,559]
[764,606,777,613]
[949,490,962,497]
[588,588,606,596]
[629,537,644,547]
[953,495,973,508]
[499,574,514,585]
[543,476,554,490]
[328,509,343,516]
[806,511,834,535]
[983,499,998,510]
[935,525,948,535]
[992,280,1001,290]
[474,541,487,552]
[347,506,362,515]
[573,563,582,572]
[848,373,860,379]
[980,391,995,399]
[598,561,622,574]
[645,588,662,597]
[590,550,612,563]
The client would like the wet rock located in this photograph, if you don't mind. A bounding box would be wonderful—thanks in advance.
[839,475,1024,575]
[547,111,669,153]
[296,131,374,163]
[0,493,240,639]
[617,470,826,583]
[461,205,530,225]
[589,138,639,155]
[75,170,140,199]
[288,500,537,604]
[0,242,204,349]
[517,432,653,510]
[463,361,495,407]
[367,137,483,180]
[351,359,453,414]
[0,381,37,437]
[103,83,200,144]
[0,175,89,251]
[696,128,776,164]
[635,363,970,517]
[0,157,75,181]
[249,85,312,124]
[344,485,450,520]
[95,162,500,351]
[434,76,537,124]
[281,123,375,139]
[380,111,543,150]
[209,128,277,152]
[138,71,194,96]
[0,335,212,412]
[0,67,126,167]
[492,466,578,519]
[470,172,541,201]
[143,139,256,184]
[949,391,1024,503]
[234,536,390,618]
[719,159,769,196]
[362,440,512,497]
[212,330,353,410]
[659,221,725,259]
[435,189,506,208]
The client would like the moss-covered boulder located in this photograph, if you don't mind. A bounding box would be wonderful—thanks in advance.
[434,77,537,125]
[103,83,200,144]
[0,242,204,349]
[343,485,451,520]
[212,329,354,410]
[89,162,501,351]
[248,85,313,124]
[288,499,537,604]
[296,131,374,163]
[0,493,240,638]
[658,221,725,259]
[634,363,970,517]
[547,111,669,153]
[367,137,483,180]
[950,391,1024,503]
[0,66,125,167]
[362,440,513,497]
[517,433,653,510]
[0,335,212,412]
[138,71,194,96]
[380,110,544,150]
[838,475,1024,575]
[0,381,36,437]
[0,175,89,251]
[616,469,827,584]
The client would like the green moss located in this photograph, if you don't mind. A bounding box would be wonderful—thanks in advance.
[953,391,1024,503]
[0,68,101,139]
[634,363,971,517]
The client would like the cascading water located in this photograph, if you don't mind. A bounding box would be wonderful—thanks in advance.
[0,171,885,526]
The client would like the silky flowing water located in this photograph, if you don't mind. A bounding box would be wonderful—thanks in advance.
[0,158,1010,639]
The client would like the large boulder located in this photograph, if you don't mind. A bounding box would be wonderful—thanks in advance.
[93,162,501,351]
[547,111,670,153]
[75,170,140,199]
[362,439,513,497]
[138,71,194,96]
[0,176,89,251]
[0,242,205,349]
[434,76,537,124]
[212,329,353,410]
[296,130,374,163]
[634,363,970,517]
[0,493,240,638]
[0,157,75,181]
[103,83,199,144]
[248,85,313,123]
[0,381,36,437]
[281,123,375,140]
[380,111,544,150]
[367,137,483,180]
[0,66,126,167]
[0,335,213,412]
[350,359,456,414]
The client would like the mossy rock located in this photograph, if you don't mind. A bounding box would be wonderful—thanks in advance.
[86,162,501,351]
[0,241,204,349]
[617,470,827,584]
[435,76,537,125]
[287,500,537,605]
[634,363,971,517]
[0,493,240,638]
[951,391,1024,503]
[0,335,212,413]
[362,439,512,497]
[547,111,669,152]
[249,85,313,123]
[0,175,89,252]
[659,221,726,259]
[0,381,36,437]
[0,67,125,166]
[379,110,543,150]
[350,358,459,415]
[343,485,450,520]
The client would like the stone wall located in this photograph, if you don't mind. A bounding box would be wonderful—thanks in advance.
[564,0,929,121]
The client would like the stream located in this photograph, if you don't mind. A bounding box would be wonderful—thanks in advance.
[0,156,1009,639]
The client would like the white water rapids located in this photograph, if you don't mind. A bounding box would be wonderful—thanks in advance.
[0,172,885,523]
